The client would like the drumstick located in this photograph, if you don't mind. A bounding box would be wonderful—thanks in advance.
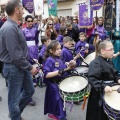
[79,53,89,67]
[111,87,120,93]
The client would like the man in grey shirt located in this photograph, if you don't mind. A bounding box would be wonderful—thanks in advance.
[0,1,38,120]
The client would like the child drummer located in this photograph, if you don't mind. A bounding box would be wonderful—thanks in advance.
[43,40,76,120]
[86,40,120,120]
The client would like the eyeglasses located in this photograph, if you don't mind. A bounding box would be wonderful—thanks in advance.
[103,48,114,51]
[27,20,33,23]
[49,24,53,25]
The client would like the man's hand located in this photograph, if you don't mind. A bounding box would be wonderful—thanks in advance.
[30,66,38,75]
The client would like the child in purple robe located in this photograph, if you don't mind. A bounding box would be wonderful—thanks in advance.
[39,36,51,64]
[61,36,80,65]
[75,32,89,66]
[56,26,66,47]
[43,40,76,120]
[75,32,89,58]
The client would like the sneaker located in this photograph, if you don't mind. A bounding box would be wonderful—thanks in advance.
[28,101,36,106]
[48,113,58,120]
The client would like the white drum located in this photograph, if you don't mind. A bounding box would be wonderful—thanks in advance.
[75,67,88,76]
[103,85,120,120]
[82,52,95,65]
[59,76,89,102]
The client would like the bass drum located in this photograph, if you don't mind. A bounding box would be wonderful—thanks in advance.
[81,52,96,66]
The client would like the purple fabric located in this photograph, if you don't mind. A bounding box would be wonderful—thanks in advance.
[22,0,34,13]
[92,25,108,40]
[54,23,60,34]
[79,4,93,27]
[22,27,39,61]
[61,47,73,62]
[39,45,46,58]
[43,56,67,81]
[44,83,66,119]
[75,41,87,57]
[90,0,104,10]
[43,56,67,119]
[56,35,64,46]
[22,27,39,45]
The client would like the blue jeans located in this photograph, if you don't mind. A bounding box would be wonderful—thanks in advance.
[3,63,35,120]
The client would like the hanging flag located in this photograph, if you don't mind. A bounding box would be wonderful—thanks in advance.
[47,0,57,16]
[34,0,43,16]
[22,0,34,13]
[79,4,93,28]
[90,0,104,11]
[116,0,119,31]
[104,5,113,31]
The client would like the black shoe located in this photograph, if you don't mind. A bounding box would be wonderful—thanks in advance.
[0,96,2,101]
[28,101,36,106]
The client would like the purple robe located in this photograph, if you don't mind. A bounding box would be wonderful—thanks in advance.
[39,45,46,58]
[61,47,73,62]
[92,25,108,40]
[56,35,64,46]
[22,27,39,62]
[54,23,60,34]
[43,56,67,119]
[75,40,88,57]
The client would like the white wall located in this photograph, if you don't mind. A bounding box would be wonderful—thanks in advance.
[0,0,8,5]
[57,0,103,17]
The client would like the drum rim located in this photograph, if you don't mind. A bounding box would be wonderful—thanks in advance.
[81,52,95,65]
[103,84,120,111]
[59,75,88,93]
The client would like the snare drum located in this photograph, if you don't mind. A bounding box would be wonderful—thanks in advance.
[59,75,89,102]
[82,52,95,66]
[75,67,88,76]
[103,85,120,120]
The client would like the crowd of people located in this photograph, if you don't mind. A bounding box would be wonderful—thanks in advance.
[0,0,120,120]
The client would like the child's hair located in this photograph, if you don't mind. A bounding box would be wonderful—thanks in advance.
[59,26,66,36]
[79,32,86,38]
[41,36,49,44]
[66,22,72,28]
[63,36,73,43]
[95,40,111,57]
[44,40,60,60]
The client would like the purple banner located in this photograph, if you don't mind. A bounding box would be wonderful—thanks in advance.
[22,0,34,13]
[79,4,93,28]
[90,0,104,10]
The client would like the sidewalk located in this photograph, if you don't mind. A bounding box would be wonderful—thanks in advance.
[0,74,86,120]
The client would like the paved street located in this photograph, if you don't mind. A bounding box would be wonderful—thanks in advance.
[0,74,87,120]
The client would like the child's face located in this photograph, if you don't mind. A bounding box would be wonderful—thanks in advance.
[53,44,62,57]
[64,41,73,49]
[101,43,114,59]
[79,35,86,41]
[45,39,51,46]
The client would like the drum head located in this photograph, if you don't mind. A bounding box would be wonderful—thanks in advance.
[82,52,95,65]
[104,85,120,110]
[59,76,88,93]
[75,67,88,73]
